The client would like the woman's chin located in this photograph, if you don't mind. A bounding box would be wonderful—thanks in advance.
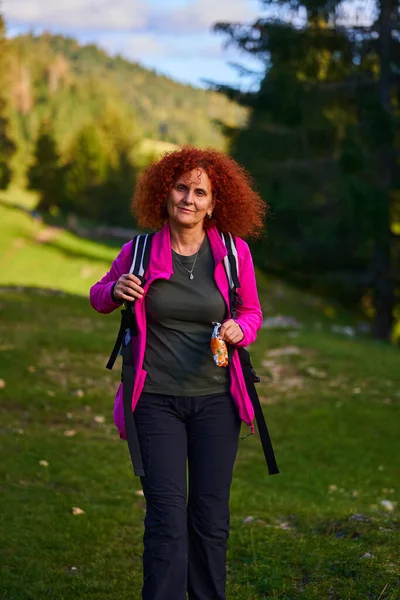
[170,214,201,228]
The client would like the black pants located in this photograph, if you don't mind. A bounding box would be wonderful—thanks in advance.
[134,391,241,600]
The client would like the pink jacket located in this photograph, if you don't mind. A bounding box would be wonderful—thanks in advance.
[90,223,263,439]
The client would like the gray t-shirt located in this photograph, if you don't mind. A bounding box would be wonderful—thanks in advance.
[142,236,230,396]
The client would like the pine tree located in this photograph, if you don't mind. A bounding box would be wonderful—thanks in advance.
[96,106,137,226]
[64,123,108,220]
[0,14,16,188]
[27,122,64,211]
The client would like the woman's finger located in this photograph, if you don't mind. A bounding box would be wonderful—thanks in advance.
[126,274,142,286]
[125,281,144,295]
[121,286,143,299]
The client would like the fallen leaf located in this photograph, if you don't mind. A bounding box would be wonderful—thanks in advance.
[64,430,77,437]
[72,507,85,515]
[39,460,49,467]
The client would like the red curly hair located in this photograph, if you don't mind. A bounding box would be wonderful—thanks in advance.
[132,146,267,238]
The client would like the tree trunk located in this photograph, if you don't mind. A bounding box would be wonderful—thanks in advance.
[372,0,395,340]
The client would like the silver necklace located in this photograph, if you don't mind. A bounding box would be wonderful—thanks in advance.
[172,237,204,280]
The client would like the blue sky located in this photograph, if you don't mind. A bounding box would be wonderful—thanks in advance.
[2,0,375,89]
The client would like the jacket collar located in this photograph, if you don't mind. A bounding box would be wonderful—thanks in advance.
[150,221,227,276]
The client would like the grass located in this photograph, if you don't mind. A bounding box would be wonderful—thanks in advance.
[1,200,399,599]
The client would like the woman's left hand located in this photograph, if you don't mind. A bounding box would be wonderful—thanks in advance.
[219,319,244,345]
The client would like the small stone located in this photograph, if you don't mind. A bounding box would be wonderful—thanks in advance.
[328,484,338,492]
[243,516,255,524]
[348,514,369,522]
[306,366,327,379]
[68,566,78,574]
[94,415,105,424]
[267,346,300,357]
[381,500,396,512]
[39,460,49,467]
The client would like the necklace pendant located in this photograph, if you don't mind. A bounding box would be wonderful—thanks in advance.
[189,273,194,280]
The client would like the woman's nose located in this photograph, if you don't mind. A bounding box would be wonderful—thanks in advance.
[183,190,195,204]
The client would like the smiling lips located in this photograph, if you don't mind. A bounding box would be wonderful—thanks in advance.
[179,207,194,213]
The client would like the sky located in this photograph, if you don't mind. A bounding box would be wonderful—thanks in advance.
[2,0,375,90]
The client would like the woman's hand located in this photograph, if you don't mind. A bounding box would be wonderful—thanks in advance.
[113,274,145,302]
[219,319,244,345]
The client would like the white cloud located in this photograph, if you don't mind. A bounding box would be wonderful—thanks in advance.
[3,0,258,33]
[96,31,230,63]
[147,0,258,34]
[97,32,165,59]
[2,0,147,31]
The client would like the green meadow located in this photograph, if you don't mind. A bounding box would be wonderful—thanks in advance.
[1,198,399,599]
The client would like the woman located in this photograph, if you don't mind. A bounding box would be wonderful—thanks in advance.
[90,146,266,600]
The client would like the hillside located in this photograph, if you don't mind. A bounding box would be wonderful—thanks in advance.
[8,33,247,175]
[1,198,399,599]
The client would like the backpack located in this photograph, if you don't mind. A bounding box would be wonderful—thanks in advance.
[107,233,279,477]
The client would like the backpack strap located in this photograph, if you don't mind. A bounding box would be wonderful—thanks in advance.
[221,232,241,320]
[106,232,155,478]
[220,232,280,476]
[106,233,154,371]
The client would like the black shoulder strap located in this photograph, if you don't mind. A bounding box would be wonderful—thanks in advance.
[221,231,280,476]
[106,233,154,371]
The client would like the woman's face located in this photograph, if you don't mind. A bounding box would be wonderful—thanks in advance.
[166,167,214,230]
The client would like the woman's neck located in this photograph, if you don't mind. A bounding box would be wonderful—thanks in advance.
[169,222,206,256]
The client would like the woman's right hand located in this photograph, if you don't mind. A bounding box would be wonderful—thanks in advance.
[113,274,145,302]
